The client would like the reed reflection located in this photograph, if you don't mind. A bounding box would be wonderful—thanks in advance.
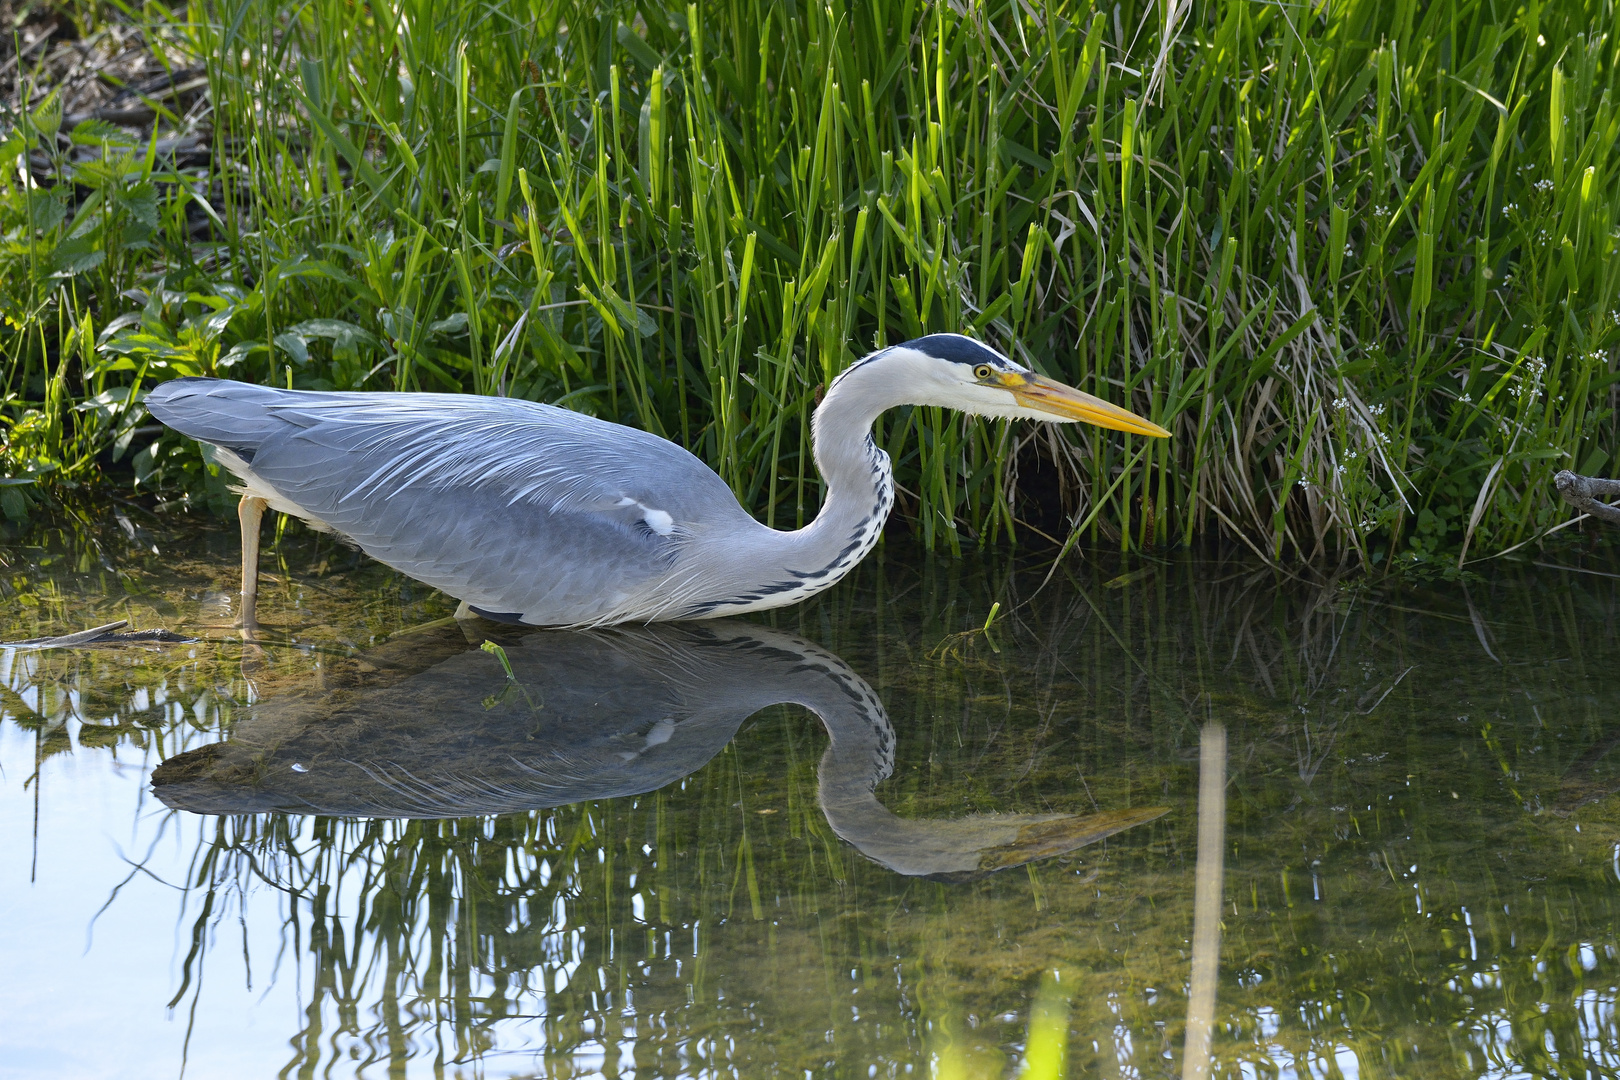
[152,619,1165,879]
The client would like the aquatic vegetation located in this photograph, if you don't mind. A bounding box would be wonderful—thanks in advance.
[2,0,1619,564]
[2,506,1618,1075]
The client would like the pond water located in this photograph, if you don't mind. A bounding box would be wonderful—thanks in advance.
[2,506,1618,1079]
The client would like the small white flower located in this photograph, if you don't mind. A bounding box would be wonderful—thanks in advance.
[1534,178,1555,194]
[1501,202,1518,215]
[1373,204,1390,218]
[1459,393,1472,404]
[1332,397,1350,410]
[1343,244,1354,258]
[1368,403,1386,417]
[1297,478,1312,489]
[1334,464,1347,477]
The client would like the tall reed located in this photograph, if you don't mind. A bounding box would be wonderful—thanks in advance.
[2,0,1617,562]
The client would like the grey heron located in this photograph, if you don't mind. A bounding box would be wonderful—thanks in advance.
[152,618,1166,879]
[146,333,1169,628]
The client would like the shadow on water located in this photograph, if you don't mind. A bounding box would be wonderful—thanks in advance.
[2,506,1620,1077]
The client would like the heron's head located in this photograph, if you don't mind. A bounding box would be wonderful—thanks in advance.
[871,333,1171,438]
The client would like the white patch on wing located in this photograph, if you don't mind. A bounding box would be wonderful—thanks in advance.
[640,507,674,536]
[614,496,675,537]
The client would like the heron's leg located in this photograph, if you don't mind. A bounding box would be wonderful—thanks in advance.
[453,600,485,644]
[238,495,269,632]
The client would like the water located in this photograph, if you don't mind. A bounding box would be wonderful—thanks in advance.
[2,506,1619,1079]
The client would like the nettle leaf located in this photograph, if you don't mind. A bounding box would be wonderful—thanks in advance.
[21,190,67,234]
[119,219,155,248]
[124,182,160,229]
[50,236,105,277]
[30,90,62,140]
[69,119,138,147]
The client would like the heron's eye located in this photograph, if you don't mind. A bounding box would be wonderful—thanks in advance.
[973,364,993,381]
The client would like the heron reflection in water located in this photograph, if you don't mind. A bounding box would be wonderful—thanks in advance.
[153,621,1165,880]
[146,334,1168,629]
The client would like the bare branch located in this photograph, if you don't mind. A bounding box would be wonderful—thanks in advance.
[1554,471,1620,526]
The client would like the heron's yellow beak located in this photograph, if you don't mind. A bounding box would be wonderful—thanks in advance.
[1007,373,1172,437]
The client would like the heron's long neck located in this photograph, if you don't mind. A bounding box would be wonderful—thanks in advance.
[789,363,897,574]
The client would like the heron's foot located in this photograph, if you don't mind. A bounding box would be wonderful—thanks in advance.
[237,614,269,679]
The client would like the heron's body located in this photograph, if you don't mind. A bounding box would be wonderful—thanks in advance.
[146,334,1167,627]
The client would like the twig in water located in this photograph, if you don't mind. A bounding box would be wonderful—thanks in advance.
[1554,471,1620,527]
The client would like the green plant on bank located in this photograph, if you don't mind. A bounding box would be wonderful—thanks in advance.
[2,0,1618,564]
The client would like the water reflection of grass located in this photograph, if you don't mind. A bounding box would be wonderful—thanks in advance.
[3,510,1619,1075]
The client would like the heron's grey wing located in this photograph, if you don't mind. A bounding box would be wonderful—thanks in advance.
[145,379,759,624]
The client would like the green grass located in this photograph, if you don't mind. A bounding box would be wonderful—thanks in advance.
[3,0,1618,564]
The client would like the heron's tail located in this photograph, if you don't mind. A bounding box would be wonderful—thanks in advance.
[144,377,295,461]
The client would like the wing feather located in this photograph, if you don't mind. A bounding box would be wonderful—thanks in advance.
[146,379,759,624]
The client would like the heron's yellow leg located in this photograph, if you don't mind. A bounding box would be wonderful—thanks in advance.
[238,495,269,632]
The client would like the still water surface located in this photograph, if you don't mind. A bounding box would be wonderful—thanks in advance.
[2,508,1618,1079]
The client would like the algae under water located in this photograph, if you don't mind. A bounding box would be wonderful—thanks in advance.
[1,507,1618,1078]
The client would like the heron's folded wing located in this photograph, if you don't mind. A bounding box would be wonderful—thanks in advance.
[151,381,755,622]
